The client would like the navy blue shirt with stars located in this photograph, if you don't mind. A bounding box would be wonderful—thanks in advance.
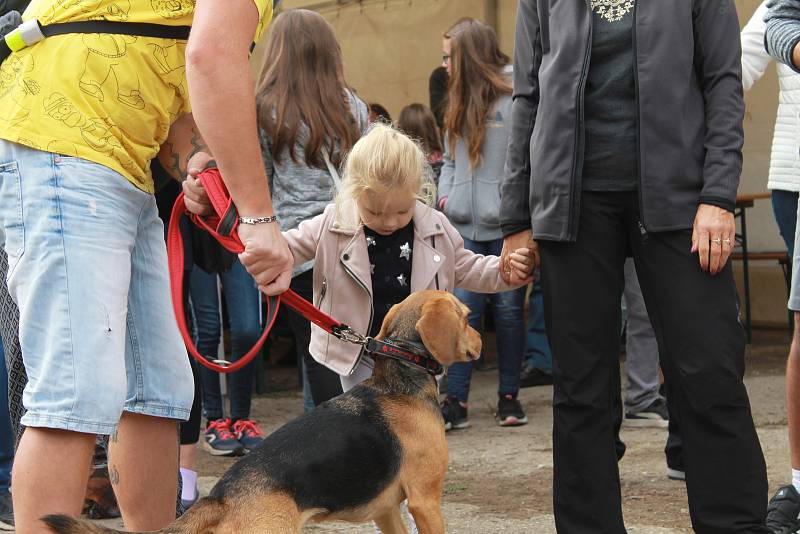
[364,221,414,338]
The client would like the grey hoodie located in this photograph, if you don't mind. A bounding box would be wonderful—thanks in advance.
[765,0,800,71]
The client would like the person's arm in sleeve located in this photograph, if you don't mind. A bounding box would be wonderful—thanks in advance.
[500,0,540,239]
[282,210,327,267]
[689,0,744,275]
[187,0,293,295]
[437,133,455,210]
[766,0,800,71]
[692,0,744,213]
[741,2,772,91]
[447,221,533,293]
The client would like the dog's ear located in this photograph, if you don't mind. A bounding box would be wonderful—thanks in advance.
[416,295,481,366]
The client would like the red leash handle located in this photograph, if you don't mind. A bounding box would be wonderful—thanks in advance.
[166,169,353,373]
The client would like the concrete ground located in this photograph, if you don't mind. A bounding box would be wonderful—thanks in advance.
[81,330,792,533]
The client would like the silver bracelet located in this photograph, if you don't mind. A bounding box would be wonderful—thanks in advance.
[238,215,278,225]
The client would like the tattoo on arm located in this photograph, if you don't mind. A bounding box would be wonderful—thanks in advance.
[160,126,209,182]
[109,465,120,486]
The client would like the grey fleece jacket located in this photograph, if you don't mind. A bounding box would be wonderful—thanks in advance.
[765,0,800,71]
[501,0,744,242]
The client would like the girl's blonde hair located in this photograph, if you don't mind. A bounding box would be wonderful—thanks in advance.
[336,124,436,223]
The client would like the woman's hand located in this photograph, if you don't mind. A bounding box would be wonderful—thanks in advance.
[691,203,735,275]
[500,229,539,284]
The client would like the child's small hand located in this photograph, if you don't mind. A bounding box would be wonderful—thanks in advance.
[508,247,536,283]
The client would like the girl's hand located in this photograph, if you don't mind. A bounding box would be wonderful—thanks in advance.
[508,247,536,283]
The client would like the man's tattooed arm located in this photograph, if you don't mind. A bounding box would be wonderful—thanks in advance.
[158,113,211,182]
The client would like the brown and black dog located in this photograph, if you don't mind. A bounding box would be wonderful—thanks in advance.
[43,290,481,534]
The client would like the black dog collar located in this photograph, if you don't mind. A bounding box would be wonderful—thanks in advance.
[365,338,443,377]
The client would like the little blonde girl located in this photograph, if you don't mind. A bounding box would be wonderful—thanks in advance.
[283,123,534,390]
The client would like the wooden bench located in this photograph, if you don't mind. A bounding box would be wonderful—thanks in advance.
[731,250,791,334]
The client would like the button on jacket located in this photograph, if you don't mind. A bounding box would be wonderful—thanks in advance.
[501,0,745,241]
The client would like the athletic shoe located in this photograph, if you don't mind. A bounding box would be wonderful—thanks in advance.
[441,396,469,431]
[666,467,686,481]
[497,394,528,427]
[767,485,800,534]
[0,490,13,531]
[203,418,244,456]
[519,367,554,388]
[624,397,669,428]
[232,419,265,452]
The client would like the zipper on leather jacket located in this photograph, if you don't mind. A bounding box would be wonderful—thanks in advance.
[632,1,645,230]
[568,10,593,241]
[316,277,327,308]
[341,257,373,375]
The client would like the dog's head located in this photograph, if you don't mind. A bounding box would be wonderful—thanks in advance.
[377,290,482,367]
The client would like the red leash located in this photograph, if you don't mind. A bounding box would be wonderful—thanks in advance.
[166,168,364,373]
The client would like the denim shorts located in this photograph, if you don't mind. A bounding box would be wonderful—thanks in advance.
[0,140,193,434]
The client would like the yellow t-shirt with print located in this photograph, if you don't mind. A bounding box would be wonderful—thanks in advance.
[0,0,271,192]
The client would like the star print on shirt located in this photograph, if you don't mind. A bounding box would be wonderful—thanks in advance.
[399,242,411,260]
[397,273,407,287]
[366,236,376,247]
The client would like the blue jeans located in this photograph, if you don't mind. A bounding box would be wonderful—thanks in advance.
[0,339,11,493]
[190,260,261,421]
[772,190,798,257]
[0,142,192,433]
[448,238,526,402]
[524,274,552,374]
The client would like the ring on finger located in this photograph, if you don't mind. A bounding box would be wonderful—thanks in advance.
[723,237,732,246]
[711,237,722,246]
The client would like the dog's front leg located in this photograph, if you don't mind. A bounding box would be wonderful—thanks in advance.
[373,506,409,534]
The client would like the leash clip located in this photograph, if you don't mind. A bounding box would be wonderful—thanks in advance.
[331,324,368,346]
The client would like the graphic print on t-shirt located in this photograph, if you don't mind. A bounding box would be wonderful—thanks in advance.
[589,0,635,23]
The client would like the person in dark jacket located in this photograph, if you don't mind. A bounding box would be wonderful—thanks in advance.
[500,1,768,533]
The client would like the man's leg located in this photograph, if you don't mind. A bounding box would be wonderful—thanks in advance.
[108,414,179,530]
[521,276,554,387]
[11,429,95,534]
[117,191,193,529]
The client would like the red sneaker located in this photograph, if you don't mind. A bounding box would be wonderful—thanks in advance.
[232,419,265,452]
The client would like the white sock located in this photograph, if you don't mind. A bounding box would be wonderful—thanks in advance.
[180,467,198,501]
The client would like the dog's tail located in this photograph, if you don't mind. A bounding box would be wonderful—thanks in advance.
[42,497,228,534]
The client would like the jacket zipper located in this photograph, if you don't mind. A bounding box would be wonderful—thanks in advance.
[316,277,327,308]
[341,256,373,375]
[632,0,645,230]
[568,8,593,241]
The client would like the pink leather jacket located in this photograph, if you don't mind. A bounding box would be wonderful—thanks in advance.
[283,200,522,376]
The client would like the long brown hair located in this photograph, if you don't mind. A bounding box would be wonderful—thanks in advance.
[397,103,443,156]
[256,9,358,168]
[443,18,511,169]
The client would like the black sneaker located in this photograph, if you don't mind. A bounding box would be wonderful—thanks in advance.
[497,394,528,427]
[441,396,469,431]
[767,485,800,534]
[0,490,13,531]
[203,418,245,456]
[520,367,553,388]
[624,397,669,428]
